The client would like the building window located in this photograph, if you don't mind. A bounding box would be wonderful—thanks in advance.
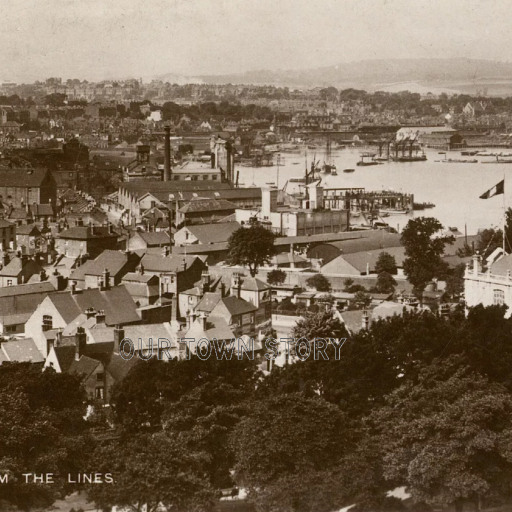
[212,175,218,180]
[188,296,194,304]
[42,315,53,331]
[203,175,209,180]
[6,279,12,286]
[96,372,104,382]
[95,387,104,400]
[494,289,505,306]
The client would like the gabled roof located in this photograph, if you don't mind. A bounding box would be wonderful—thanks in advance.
[122,272,158,283]
[48,285,141,325]
[53,345,77,373]
[0,281,55,297]
[240,276,270,292]
[134,231,171,246]
[0,219,14,229]
[0,257,43,277]
[217,295,258,316]
[58,226,118,240]
[0,168,50,187]
[1,338,44,363]
[195,292,222,313]
[490,254,512,276]
[178,198,237,214]
[70,250,140,281]
[180,222,241,245]
[335,247,406,273]
[15,224,41,236]
[68,355,101,379]
[140,254,201,273]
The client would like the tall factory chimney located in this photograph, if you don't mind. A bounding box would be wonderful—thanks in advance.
[164,125,171,182]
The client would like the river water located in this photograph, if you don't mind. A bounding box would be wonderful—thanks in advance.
[236,147,509,235]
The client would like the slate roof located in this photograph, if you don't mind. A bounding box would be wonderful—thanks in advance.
[0,282,55,297]
[53,345,77,372]
[195,292,222,313]
[122,272,157,283]
[48,286,140,325]
[218,296,258,316]
[1,338,44,363]
[178,199,237,213]
[107,352,139,381]
[326,233,402,254]
[0,257,43,277]
[182,222,241,244]
[58,226,118,240]
[0,168,49,187]
[490,254,512,276]
[325,247,406,274]
[140,254,200,273]
[339,310,369,335]
[15,224,41,236]
[240,276,270,291]
[68,355,101,379]
[0,219,14,229]
[70,250,140,281]
[135,231,170,246]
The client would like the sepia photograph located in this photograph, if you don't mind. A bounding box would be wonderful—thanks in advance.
[1,0,512,511]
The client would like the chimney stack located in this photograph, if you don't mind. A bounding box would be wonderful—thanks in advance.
[171,294,178,322]
[85,307,96,319]
[231,272,241,298]
[71,280,78,294]
[362,310,370,330]
[201,312,208,331]
[101,268,111,290]
[201,271,210,294]
[164,125,171,182]
[75,327,87,361]
[95,309,106,326]
[220,281,226,298]
[114,325,125,354]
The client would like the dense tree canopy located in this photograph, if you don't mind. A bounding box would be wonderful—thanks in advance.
[227,219,276,276]
[305,273,331,292]
[0,363,91,511]
[401,217,454,297]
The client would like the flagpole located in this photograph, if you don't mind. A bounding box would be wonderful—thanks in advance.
[504,169,506,254]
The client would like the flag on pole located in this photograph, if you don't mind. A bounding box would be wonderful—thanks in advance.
[480,179,504,199]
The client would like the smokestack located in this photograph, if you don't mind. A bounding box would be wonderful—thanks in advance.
[164,125,171,182]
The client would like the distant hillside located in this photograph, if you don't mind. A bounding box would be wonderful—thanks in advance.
[185,58,512,89]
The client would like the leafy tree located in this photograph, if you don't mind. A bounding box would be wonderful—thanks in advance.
[292,309,347,342]
[306,273,331,292]
[267,268,286,286]
[0,363,91,511]
[231,394,348,512]
[401,217,454,298]
[371,356,512,511]
[476,227,502,260]
[227,219,276,276]
[111,356,259,433]
[343,278,355,291]
[374,252,398,275]
[88,433,216,512]
[374,271,396,294]
[350,290,372,310]
[443,263,466,301]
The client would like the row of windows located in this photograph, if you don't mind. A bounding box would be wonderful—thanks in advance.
[494,289,505,306]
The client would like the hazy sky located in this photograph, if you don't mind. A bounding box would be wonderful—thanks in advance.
[2,0,511,82]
